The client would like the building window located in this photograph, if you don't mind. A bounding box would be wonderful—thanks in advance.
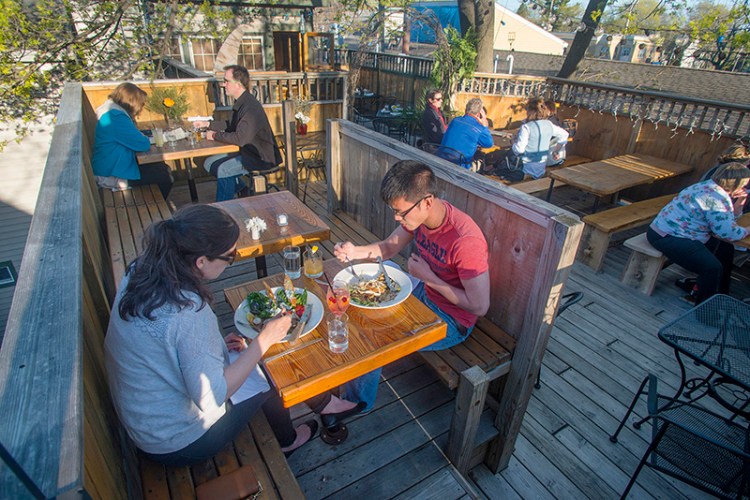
[0,261,17,289]
[167,36,184,63]
[191,38,219,72]
[239,36,265,70]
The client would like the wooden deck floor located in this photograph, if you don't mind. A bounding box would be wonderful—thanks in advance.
[170,178,750,499]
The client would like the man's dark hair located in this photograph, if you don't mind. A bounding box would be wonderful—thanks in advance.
[224,65,250,90]
[426,89,442,101]
[380,160,437,204]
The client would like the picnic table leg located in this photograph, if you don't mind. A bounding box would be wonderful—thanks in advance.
[183,159,199,203]
[255,256,267,278]
[592,197,600,213]
[545,178,556,202]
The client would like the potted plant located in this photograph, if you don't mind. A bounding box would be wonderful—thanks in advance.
[146,87,189,129]
[294,95,312,135]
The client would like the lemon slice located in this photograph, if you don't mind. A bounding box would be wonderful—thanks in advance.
[311,245,319,253]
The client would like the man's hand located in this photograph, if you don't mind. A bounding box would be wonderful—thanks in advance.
[334,241,356,262]
[206,130,217,141]
[193,120,210,129]
[477,109,489,128]
[407,253,436,283]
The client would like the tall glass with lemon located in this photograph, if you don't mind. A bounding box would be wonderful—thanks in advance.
[303,245,324,278]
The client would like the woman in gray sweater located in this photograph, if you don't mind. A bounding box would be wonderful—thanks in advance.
[104,205,359,465]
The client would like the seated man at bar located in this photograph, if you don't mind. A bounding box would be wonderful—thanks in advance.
[440,98,494,170]
[193,65,282,201]
[333,160,490,411]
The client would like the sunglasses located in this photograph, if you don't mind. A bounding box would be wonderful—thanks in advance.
[391,195,431,219]
[212,248,238,265]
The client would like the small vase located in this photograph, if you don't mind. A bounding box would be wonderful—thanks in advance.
[296,123,308,135]
[251,228,261,240]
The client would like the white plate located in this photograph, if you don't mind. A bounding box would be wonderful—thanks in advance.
[233,288,323,341]
[334,263,413,309]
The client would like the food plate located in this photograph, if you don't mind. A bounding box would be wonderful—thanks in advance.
[333,263,412,309]
[233,287,323,341]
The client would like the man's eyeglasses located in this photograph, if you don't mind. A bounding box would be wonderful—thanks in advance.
[212,248,238,265]
[391,195,431,219]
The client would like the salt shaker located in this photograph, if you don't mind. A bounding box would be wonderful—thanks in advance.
[277,213,288,226]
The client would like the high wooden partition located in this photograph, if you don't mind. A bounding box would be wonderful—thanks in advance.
[326,119,583,471]
[0,83,129,497]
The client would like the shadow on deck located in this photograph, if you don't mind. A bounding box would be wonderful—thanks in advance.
[170,176,750,499]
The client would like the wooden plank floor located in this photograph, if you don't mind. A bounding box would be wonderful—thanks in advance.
[169,178,750,499]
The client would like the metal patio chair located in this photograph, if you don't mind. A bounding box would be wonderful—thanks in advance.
[535,291,583,389]
[613,374,750,499]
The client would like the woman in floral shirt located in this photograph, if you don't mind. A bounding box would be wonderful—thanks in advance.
[647,162,750,304]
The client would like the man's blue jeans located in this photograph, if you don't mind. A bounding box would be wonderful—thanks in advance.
[204,153,247,202]
[343,282,473,412]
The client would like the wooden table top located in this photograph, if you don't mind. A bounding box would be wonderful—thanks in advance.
[224,260,447,407]
[136,138,239,164]
[735,213,750,250]
[212,191,331,261]
[548,154,693,197]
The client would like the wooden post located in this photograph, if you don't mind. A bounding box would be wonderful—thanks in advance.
[484,214,583,473]
[447,366,490,474]
[626,98,650,154]
[282,100,299,196]
[327,119,341,214]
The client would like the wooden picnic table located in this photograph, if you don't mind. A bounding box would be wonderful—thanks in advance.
[224,259,447,408]
[490,129,516,149]
[137,137,238,203]
[212,190,330,278]
[546,153,693,212]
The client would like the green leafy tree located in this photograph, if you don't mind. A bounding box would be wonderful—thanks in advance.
[0,0,233,148]
[686,0,750,71]
[430,25,477,107]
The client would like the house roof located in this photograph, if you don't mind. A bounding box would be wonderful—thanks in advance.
[495,3,567,49]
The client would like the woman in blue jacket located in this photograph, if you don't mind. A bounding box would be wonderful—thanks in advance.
[92,83,173,198]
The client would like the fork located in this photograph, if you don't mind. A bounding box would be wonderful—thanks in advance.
[346,256,362,283]
[376,256,396,291]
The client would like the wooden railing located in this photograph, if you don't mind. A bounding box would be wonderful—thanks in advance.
[459,73,549,98]
[0,83,126,497]
[214,71,348,107]
[335,49,433,79]
[547,77,750,140]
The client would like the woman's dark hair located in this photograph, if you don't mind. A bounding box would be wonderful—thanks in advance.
[380,160,437,204]
[118,204,240,321]
[711,162,750,193]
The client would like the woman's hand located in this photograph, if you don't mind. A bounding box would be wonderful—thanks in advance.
[224,332,247,352]
[255,315,292,353]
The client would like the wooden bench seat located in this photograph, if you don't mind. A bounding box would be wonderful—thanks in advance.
[140,412,304,500]
[621,232,667,295]
[487,155,592,194]
[578,194,674,272]
[419,317,515,473]
[101,185,173,284]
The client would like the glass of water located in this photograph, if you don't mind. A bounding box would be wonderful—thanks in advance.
[327,313,349,353]
[283,245,301,279]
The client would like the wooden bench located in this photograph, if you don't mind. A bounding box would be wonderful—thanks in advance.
[577,194,675,272]
[418,318,515,473]
[488,155,592,194]
[621,232,667,295]
[101,184,173,284]
[139,413,304,499]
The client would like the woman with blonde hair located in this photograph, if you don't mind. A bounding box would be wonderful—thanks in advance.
[92,82,173,198]
[648,162,750,304]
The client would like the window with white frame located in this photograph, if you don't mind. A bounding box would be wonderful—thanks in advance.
[191,38,219,72]
[238,36,265,70]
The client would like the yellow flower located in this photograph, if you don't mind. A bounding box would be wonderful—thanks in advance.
[163,98,175,108]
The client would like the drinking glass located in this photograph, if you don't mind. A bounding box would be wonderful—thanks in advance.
[153,127,165,148]
[326,280,350,317]
[303,247,323,278]
[283,245,301,279]
[327,313,349,353]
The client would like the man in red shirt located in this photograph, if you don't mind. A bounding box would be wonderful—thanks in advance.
[334,160,490,410]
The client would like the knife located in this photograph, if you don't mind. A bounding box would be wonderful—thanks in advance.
[286,303,312,343]
[263,337,324,364]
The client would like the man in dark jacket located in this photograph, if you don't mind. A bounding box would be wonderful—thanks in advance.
[195,65,282,201]
[421,89,447,145]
